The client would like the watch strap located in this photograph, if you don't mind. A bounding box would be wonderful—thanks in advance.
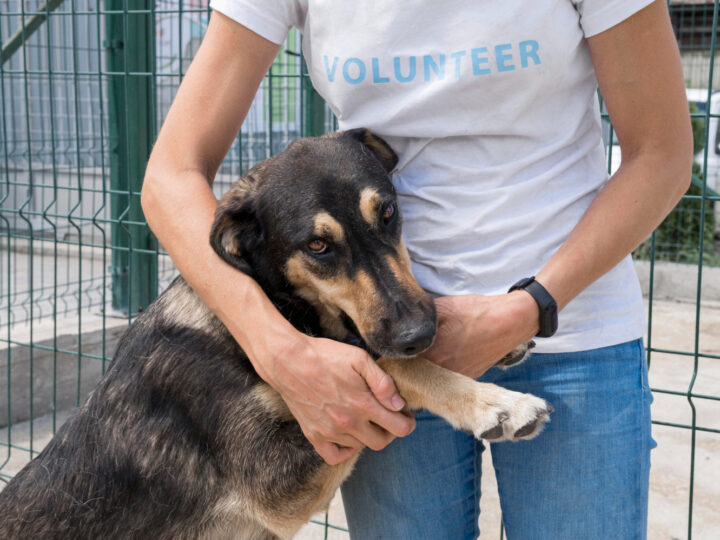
[508,277,558,338]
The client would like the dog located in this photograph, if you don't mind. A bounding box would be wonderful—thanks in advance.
[0,129,552,539]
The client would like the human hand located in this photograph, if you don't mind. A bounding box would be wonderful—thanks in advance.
[422,292,539,378]
[256,333,416,465]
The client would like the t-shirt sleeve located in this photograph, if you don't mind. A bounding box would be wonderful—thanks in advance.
[209,0,303,45]
[572,0,657,38]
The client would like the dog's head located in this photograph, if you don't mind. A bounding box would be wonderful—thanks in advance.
[210,129,436,358]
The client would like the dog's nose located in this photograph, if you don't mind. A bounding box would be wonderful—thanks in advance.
[394,324,436,356]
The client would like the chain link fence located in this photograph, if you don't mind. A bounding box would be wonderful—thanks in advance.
[1,1,719,538]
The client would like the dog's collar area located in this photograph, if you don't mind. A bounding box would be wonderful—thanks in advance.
[340,311,364,347]
[270,293,379,357]
[344,331,363,348]
[339,311,378,358]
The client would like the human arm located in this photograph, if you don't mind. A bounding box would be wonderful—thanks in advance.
[424,0,693,376]
[141,12,414,465]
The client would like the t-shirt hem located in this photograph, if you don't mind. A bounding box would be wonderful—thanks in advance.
[529,322,645,354]
[581,0,656,38]
[209,0,291,45]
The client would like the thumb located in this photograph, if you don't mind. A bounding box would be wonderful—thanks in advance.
[355,354,405,411]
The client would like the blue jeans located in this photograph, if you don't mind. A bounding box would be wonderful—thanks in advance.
[341,339,655,540]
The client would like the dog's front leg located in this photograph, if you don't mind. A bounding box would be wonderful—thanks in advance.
[377,357,552,442]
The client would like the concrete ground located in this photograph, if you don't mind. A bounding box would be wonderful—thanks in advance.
[1,298,718,539]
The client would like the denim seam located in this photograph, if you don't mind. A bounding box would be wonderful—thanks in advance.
[638,338,649,390]
[637,343,643,539]
[637,338,651,540]
[637,393,651,540]
[472,440,481,539]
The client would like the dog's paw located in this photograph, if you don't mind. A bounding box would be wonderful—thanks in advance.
[495,340,535,369]
[465,389,553,443]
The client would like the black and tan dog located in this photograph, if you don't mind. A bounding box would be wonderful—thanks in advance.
[0,129,552,539]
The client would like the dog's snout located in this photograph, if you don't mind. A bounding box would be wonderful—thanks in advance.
[394,323,436,356]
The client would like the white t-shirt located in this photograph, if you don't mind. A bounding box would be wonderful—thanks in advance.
[210,0,655,353]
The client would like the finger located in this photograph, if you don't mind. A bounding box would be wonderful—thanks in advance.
[314,440,360,466]
[354,354,405,411]
[308,428,364,453]
[326,432,365,451]
[352,421,397,452]
[366,401,416,438]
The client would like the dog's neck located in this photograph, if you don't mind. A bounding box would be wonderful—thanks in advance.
[268,292,324,338]
[266,289,373,354]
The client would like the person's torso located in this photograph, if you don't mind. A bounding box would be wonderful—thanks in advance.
[293,0,645,352]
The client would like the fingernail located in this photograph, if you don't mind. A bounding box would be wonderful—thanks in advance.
[391,393,405,410]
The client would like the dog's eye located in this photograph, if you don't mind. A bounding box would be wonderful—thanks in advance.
[382,203,397,224]
[307,239,328,254]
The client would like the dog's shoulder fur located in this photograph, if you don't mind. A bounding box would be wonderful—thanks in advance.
[0,277,322,539]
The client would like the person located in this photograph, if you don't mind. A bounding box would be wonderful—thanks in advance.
[141,1,692,538]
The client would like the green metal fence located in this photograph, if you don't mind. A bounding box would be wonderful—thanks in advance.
[1,1,719,538]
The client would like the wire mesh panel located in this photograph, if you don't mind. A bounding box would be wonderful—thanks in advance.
[0,1,339,536]
[0,1,719,539]
[630,3,720,539]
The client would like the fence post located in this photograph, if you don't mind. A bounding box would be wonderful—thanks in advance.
[105,0,157,315]
[302,58,326,137]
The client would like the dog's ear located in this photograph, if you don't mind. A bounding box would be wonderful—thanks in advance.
[210,182,263,277]
[344,128,398,173]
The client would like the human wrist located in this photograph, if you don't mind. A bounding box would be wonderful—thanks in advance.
[206,269,305,385]
[506,289,541,338]
[254,326,312,388]
[241,321,306,388]
[463,292,538,340]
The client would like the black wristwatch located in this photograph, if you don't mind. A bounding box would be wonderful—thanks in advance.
[508,277,558,338]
